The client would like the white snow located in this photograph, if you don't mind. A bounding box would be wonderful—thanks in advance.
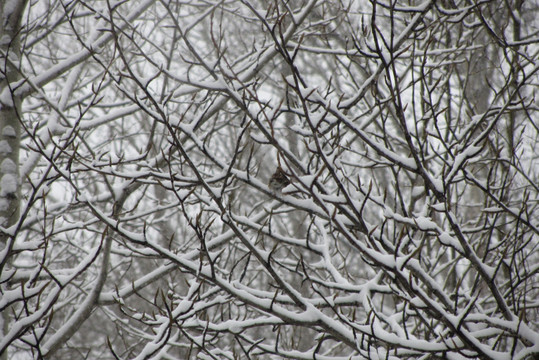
[0,35,10,46]
[430,203,445,211]
[0,90,14,108]
[438,232,464,252]
[0,174,17,195]
[0,140,12,154]
[1,158,16,173]
[2,125,16,138]
[415,216,438,231]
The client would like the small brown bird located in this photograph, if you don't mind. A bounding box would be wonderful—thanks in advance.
[268,166,290,192]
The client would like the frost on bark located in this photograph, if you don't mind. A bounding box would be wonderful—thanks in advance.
[0,1,27,358]
[0,0,25,237]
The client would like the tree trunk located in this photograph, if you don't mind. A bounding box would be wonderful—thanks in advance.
[0,2,28,359]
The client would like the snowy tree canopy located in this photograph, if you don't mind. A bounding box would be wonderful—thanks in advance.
[1,0,538,359]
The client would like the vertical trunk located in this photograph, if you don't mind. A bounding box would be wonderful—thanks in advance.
[0,0,26,230]
[0,2,27,360]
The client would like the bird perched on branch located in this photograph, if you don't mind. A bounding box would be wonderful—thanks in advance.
[268,166,290,192]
